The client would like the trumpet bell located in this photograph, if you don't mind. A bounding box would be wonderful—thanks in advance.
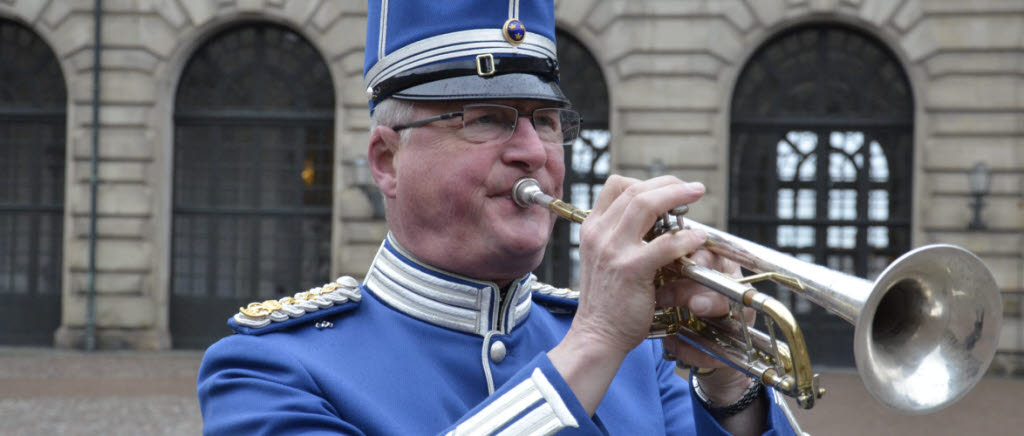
[857,244,1002,414]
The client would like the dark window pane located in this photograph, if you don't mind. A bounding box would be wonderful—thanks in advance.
[0,19,66,346]
[171,24,335,349]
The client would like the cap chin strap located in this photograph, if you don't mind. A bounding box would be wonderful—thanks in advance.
[369,56,559,104]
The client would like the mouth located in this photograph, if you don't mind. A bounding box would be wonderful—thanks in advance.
[487,191,535,214]
[497,193,526,209]
[490,177,552,208]
[505,194,531,211]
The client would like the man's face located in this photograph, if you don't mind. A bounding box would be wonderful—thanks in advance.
[381,99,566,285]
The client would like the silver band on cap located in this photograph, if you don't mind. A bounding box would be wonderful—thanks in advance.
[364,29,556,92]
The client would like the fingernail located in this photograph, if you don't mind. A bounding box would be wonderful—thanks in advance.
[685,182,705,193]
[690,296,711,315]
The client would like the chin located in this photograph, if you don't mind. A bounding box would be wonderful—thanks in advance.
[486,200,554,258]
[492,225,548,260]
[496,247,546,281]
[504,233,548,256]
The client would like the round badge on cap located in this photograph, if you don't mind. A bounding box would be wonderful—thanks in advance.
[502,19,526,45]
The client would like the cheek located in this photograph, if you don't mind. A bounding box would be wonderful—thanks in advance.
[547,149,566,193]
[397,155,484,214]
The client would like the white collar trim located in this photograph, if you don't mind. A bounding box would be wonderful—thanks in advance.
[364,235,534,336]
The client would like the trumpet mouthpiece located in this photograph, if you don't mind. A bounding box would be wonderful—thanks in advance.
[512,178,543,208]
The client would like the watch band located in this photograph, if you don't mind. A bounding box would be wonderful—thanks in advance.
[691,372,764,420]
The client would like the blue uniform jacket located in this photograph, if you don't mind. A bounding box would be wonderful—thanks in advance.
[197,235,797,435]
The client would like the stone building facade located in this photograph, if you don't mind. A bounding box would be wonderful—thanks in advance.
[0,0,1021,370]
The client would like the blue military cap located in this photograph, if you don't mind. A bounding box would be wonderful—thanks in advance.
[363,0,568,109]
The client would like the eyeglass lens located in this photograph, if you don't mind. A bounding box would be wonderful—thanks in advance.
[459,104,580,146]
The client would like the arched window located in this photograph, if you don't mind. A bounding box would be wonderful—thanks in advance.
[171,24,335,348]
[0,20,67,345]
[729,25,913,366]
[536,30,610,289]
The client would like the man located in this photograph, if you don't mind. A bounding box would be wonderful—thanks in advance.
[198,1,798,435]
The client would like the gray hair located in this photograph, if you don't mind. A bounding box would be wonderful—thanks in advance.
[370,98,416,142]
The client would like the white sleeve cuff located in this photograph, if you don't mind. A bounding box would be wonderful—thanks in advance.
[450,368,578,436]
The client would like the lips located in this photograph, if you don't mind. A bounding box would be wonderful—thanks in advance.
[488,176,555,205]
[490,188,532,212]
[491,187,529,205]
[489,182,529,199]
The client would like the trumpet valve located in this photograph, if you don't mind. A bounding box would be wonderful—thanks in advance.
[650,306,706,339]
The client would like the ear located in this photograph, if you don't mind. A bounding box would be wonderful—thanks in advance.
[368,125,401,198]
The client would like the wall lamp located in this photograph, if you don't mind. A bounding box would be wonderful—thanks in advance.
[967,161,991,230]
[352,156,385,219]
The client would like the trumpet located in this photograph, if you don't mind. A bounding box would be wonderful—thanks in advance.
[513,177,1002,413]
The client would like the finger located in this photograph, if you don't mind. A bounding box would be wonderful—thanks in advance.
[660,279,756,323]
[740,306,757,326]
[605,177,701,225]
[689,246,738,271]
[644,227,706,272]
[611,182,704,241]
[590,174,639,214]
[688,247,718,269]
[687,291,731,318]
[594,176,701,220]
[594,175,693,210]
[656,263,732,319]
[681,249,741,318]
[721,259,741,281]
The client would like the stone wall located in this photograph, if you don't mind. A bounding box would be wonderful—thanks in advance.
[553,0,1024,370]
[0,0,1019,359]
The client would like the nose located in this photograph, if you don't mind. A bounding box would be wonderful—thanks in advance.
[501,114,549,172]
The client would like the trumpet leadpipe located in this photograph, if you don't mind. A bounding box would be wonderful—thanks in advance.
[513,178,588,223]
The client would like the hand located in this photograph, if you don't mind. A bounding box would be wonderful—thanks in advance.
[657,248,760,404]
[571,175,709,355]
[547,175,707,415]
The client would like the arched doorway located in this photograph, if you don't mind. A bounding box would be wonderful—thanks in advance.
[171,23,335,348]
[729,24,914,366]
[0,20,67,345]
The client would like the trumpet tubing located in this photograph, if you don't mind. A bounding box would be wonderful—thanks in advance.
[513,177,1002,414]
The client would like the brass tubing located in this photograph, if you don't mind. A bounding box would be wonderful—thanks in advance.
[513,177,822,407]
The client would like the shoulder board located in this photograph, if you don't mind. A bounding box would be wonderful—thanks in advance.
[228,276,362,336]
[530,280,579,314]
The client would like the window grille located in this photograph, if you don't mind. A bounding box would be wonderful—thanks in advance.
[730,25,913,366]
[0,19,67,345]
[171,24,335,348]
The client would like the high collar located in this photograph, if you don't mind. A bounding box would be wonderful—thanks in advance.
[364,234,534,337]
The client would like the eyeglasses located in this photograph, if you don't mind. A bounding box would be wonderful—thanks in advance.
[391,104,582,147]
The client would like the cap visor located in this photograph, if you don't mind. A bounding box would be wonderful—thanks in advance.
[391,73,568,105]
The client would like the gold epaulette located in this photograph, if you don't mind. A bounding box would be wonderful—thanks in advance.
[232,276,362,329]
